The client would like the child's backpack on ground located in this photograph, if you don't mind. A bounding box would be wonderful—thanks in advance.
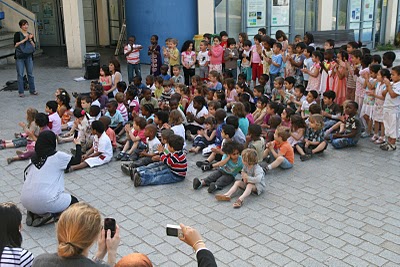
[1,76,29,91]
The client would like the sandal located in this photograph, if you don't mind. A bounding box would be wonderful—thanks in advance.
[19,94,25,98]
[30,91,38,95]
[233,198,243,208]
[215,194,231,201]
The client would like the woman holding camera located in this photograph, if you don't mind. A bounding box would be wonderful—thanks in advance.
[32,202,120,267]
[14,19,37,98]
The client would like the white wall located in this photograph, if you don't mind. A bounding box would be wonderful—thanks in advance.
[198,0,215,34]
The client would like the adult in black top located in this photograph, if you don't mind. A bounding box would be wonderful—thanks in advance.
[14,19,37,97]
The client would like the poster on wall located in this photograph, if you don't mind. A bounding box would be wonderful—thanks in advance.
[271,0,290,26]
[363,0,374,21]
[350,0,361,22]
[247,0,266,27]
[43,2,54,18]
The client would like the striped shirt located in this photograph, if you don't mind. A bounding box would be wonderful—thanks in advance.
[0,247,34,267]
[160,151,187,177]
[124,44,141,64]
[117,103,128,124]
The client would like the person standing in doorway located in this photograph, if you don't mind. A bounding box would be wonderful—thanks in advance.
[14,19,37,98]
[124,36,143,83]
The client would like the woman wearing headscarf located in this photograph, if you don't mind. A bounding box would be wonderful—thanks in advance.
[20,131,82,227]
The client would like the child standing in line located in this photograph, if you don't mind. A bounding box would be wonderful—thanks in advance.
[132,134,187,187]
[250,34,263,86]
[361,64,380,137]
[354,53,372,113]
[208,36,224,74]
[370,69,390,144]
[267,43,283,89]
[215,148,266,209]
[380,66,400,151]
[162,38,171,70]
[124,36,143,83]
[295,114,328,161]
[332,50,349,106]
[245,124,266,163]
[302,46,315,88]
[290,42,306,85]
[193,140,243,193]
[181,40,196,86]
[168,39,180,75]
[283,44,296,78]
[197,40,210,80]
[46,100,62,135]
[240,40,252,84]
[67,120,113,172]
[261,36,273,76]
[224,38,239,80]
[148,34,161,77]
[303,51,323,93]
[262,126,294,171]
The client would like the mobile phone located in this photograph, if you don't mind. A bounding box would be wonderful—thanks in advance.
[73,130,78,139]
[104,218,116,238]
[166,224,183,238]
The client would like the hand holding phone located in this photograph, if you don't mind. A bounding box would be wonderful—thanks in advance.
[73,130,79,139]
[104,218,116,238]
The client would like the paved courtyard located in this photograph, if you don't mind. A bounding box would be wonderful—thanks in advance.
[0,49,400,266]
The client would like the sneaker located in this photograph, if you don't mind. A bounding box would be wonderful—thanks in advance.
[193,178,203,190]
[380,142,388,149]
[370,135,379,142]
[361,131,370,138]
[120,154,131,161]
[208,182,219,193]
[300,153,312,161]
[116,152,125,160]
[196,160,208,168]
[374,137,385,144]
[381,143,396,151]
[130,168,137,181]
[186,130,194,141]
[201,164,213,171]
[26,211,34,226]
[32,213,53,227]
[7,158,14,165]
[121,163,131,176]
[133,173,141,187]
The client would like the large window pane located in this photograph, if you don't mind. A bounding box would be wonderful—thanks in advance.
[215,0,227,35]
[305,0,316,32]
[293,0,305,37]
[338,0,348,30]
[228,1,242,39]
[332,0,338,29]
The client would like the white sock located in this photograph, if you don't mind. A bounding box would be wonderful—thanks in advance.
[267,164,272,170]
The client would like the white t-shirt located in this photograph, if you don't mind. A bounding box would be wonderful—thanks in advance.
[85,132,113,167]
[0,247,34,267]
[111,72,122,96]
[187,106,208,128]
[21,152,72,214]
[171,124,186,149]
[147,136,161,154]
[303,58,313,81]
[301,100,317,118]
[197,51,210,67]
[48,112,61,135]
[383,81,400,111]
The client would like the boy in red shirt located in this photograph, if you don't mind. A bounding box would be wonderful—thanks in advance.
[262,126,294,171]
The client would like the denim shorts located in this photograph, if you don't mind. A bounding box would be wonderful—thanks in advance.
[279,158,293,169]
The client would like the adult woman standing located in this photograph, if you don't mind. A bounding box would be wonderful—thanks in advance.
[14,19,38,98]
[32,202,120,267]
[20,131,82,227]
[0,202,34,266]
[106,58,123,99]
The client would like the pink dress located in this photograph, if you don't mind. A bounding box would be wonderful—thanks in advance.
[332,62,347,106]
[306,63,321,92]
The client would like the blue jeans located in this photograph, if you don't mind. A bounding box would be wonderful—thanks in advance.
[269,73,279,89]
[331,137,358,149]
[323,119,338,131]
[127,63,141,83]
[16,56,35,94]
[138,163,184,186]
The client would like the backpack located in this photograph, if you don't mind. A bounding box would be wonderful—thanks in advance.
[1,76,29,91]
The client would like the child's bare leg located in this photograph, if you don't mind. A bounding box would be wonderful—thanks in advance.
[373,121,379,136]
[339,122,345,133]
[7,155,21,164]
[238,183,257,201]
[70,161,89,171]
[269,156,285,169]
[295,144,305,156]
[380,123,385,138]
[224,180,244,197]
[121,141,130,153]
[206,152,216,162]
[262,148,270,159]
[127,141,139,155]
[4,141,16,148]
[311,141,327,154]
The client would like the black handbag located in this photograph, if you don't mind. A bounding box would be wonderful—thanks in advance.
[15,32,36,59]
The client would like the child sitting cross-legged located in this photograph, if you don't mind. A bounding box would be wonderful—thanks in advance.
[262,126,294,172]
[196,124,235,169]
[189,117,217,154]
[245,124,266,163]
[121,124,161,176]
[295,114,328,161]
[116,116,147,161]
[193,140,244,193]
[215,148,266,208]
[132,134,187,187]
[66,120,113,172]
